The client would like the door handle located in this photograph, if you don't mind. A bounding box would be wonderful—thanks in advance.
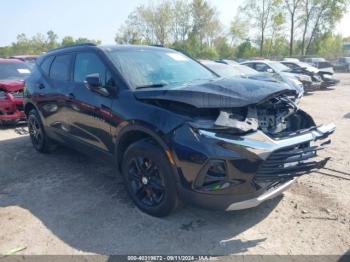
[68,93,75,100]
[37,83,45,89]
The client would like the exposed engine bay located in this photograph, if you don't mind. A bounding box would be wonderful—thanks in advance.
[214,95,300,135]
[144,94,315,137]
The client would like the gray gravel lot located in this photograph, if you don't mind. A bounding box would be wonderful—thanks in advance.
[0,74,350,256]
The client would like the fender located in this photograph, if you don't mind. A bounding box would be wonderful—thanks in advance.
[24,99,44,121]
[113,122,181,182]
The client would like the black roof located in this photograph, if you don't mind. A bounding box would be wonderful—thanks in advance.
[46,43,171,54]
[36,44,175,65]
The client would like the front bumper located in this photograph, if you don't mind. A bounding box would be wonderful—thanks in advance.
[0,95,25,122]
[303,81,321,92]
[172,123,335,211]
[320,74,340,87]
[226,178,296,210]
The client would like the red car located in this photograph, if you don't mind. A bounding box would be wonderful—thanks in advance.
[0,58,31,125]
[9,55,38,69]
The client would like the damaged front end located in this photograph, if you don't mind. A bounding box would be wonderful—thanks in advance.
[168,94,335,211]
[135,77,334,210]
[0,90,25,124]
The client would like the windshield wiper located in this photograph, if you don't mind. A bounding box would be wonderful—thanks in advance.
[136,83,167,89]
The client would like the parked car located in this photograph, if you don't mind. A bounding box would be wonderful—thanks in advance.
[302,58,339,87]
[215,59,239,66]
[332,57,350,72]
[303,57,334,74]
[9,55,37,70]
[200,60,267,78]
[282,59,338,88]
[240,60,308,93]
[24,44,335,217]
[281,60,323,90]
[200,60,301,101]
[0,58,30,125]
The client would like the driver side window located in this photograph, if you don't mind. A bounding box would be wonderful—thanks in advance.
[255,63,272,72]
[74,52,111,86]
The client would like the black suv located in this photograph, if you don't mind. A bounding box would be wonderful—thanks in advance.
[24,44,335,217]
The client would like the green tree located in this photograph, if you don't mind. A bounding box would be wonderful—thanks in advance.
[303,0,349,55]
[310,32,344,57]
[46,30,59,50]
[0,31,101,56]
[240,0,277,56]
[229,15,249,45]
[191,0,221,47]
[172,0,192,42]
[213,37,235,59]
[284,0,303,56]
[236,41,258,58]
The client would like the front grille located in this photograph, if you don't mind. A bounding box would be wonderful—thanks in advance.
[10,91,23,98]
[255,140,331,182]
[16,104,24,111]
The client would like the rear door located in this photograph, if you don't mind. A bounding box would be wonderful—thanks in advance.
[67,51,115,153]
[35,53,75,138]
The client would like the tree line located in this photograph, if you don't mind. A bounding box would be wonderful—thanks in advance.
[115,0,349,59]
[0,31,101,57]
[1,0,349,59]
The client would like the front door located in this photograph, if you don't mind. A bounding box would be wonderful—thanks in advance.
[67,52,115,153]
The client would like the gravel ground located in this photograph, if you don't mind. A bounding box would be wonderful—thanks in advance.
[0,74,349,256]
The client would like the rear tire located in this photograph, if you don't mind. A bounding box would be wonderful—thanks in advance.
[27,109,56,153]
[121,139,178,217]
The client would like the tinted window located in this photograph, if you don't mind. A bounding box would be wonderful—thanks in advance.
[50,55,72,81]
[243,63,254,69]
[284,63,297,69]
[40,56,54,76]
[318,62,332,69]
[74,53,108,85]
[0,62,31,81]
[255,63,271,72]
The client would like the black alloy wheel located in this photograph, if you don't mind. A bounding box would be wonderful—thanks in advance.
[122,139,178,217]
[27,109,56,153]
[127,157,165,207]
[28,115,43,148]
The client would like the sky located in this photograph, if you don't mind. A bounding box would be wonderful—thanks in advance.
[0,0,349,47]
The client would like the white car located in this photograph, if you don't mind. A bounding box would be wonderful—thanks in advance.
[303,58,334,74]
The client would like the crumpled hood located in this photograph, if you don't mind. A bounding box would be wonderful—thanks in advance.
[0,80,25,93]
[303,66,319,74]
[134,78,296,108]
[246,73,279,83]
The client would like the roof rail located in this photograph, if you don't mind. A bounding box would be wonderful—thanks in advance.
[47,43,97,53]
[149,44,165,48]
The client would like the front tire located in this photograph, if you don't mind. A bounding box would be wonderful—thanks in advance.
[27,109,56,153]
[121,139,178,217]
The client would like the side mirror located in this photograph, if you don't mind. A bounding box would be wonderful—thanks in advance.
[84,73,109,97]
[267,68,274,73]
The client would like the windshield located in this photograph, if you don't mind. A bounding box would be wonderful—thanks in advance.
[0,62,31,81]
[268,62,290,72]
[232,65,257,75]
[106,49,217,89]
[204,63,239,77]
[298,61,313,68]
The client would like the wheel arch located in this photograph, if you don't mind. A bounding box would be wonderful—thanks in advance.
[24,102,37,117]
[114,124,179,180]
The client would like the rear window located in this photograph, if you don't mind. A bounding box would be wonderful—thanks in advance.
[0,62,31,81]
[50,55,72,81]
[40,56,54,76]
[317,62,332,69]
